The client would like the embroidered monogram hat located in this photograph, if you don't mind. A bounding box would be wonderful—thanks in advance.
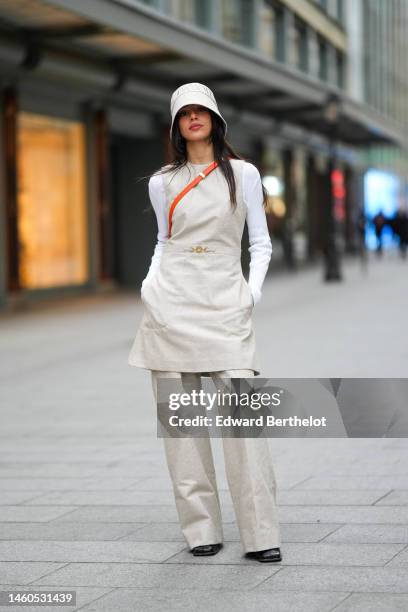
[170,82,228,137]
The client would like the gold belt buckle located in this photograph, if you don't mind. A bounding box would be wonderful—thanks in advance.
[183,245,215,254]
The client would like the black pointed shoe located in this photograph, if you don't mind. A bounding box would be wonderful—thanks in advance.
[245,547,282,563]
[191,543,223,556]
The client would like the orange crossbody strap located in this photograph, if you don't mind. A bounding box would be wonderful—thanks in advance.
[167,160,219,239]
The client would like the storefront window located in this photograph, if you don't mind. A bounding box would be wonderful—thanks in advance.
[17,113,88,289]
[261,149,286,220]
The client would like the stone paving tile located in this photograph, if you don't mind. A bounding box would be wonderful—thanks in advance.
[374,490,408,505]
[50,505,237,524]
[81,478,144,491]
[0,492,43,505]
[277,490,389,505]
[164,542,405,566]
[334,593,408,611]
[314,463,408,477]
[255,566,408,593]
[119,522,222,542]
[277,506,408,524]
[0,541,185,563]
[384,545,408,566]
[77,587,350,612]
[24,489,237,507]
[382,440,408,450]
[0,563,68,585]
[0,523,143,542]
[0,507,78,523]
[0,584,113,612]
[32,562,281,590]
[23,491,178,506]
[80,457,167,480]
[293,476,408,490]
[323,524,408,544]
[281,477,321,490]
[0,439,101,448]
[93,458,169,470]
[0,440,108,451]
[0,466,107,478]
[0,480,95,492]
[91,467,173,479]
[120,522,343,543]
[0,460,109,468]
[0,478,141,491]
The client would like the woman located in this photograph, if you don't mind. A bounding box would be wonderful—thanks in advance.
[128,82,282,562]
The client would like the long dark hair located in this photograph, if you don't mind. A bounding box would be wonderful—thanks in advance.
[142,110,269,213]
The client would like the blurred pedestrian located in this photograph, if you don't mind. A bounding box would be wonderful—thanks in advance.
[391,208,408,259]
[372,211,387,256]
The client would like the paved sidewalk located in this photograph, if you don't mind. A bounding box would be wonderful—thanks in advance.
[0,252,407,611]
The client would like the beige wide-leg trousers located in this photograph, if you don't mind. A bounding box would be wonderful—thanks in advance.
[151,369,281,553]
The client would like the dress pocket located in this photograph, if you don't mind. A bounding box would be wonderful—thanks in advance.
[226,276,253,334]
[141,275,168,331]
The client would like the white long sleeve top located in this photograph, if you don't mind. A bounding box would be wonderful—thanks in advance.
[141,162,272,306]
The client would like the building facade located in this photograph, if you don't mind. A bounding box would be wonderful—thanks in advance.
[360,0,408,187]
[0,0,405,310]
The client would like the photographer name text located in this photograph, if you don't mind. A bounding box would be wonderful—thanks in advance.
[168,415,327,428]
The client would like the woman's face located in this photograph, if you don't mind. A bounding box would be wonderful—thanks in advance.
[177,104,212,141]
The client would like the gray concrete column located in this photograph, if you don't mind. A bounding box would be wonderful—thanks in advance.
[344,165,360,254]
[82,101,101,290]
[0,89,7,309]
[282,148,296,269]
[306,153,319,261]
[0,86,19,310]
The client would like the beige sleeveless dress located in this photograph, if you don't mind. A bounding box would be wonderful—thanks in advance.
[128,158,261,376]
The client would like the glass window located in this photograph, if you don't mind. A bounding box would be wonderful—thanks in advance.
[166,0,212,28]
[274,3,285,62]
[293,18,308,72]
[195,0,212,29]
[317,36,328,81]
[335,49,345,88]
[258,1,276,59]
[168,0,195,23]
[336,0,344,23]
[17,113,88,289]
[221,0,254,47]
[221,0,241,44]
[139,0,161,7]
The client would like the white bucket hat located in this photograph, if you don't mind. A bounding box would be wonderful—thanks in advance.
[170,82,227,137]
